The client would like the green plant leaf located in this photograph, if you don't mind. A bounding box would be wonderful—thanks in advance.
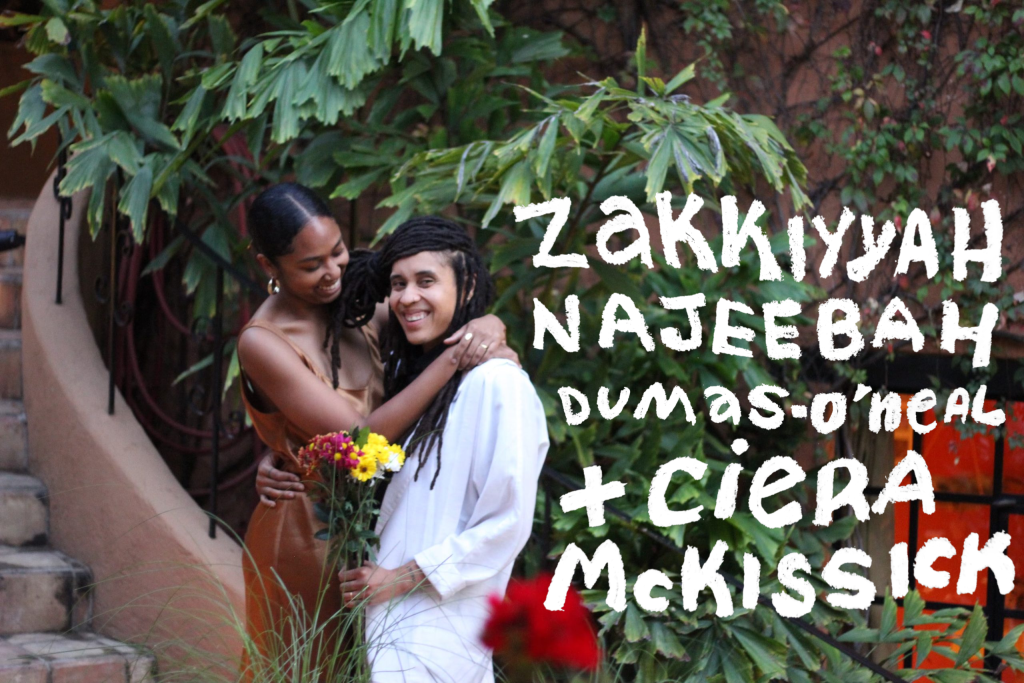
[44,17,68,45]
[730,625,786,678]
[172,85,207,138]
[180,0,228,29]
[118,161,154,242]
[401,0,445,55]
[105,75,181,150]
[223,43,263,121]
[59,134,114,196]
[665,63,696,95]
[0,12,44,28]
[326,10,381,89]
[953,603,987,667]
[143,4,177,81]
[105,131,143,174]
[141,235,185,276]
[40,79,89,109]
[482,159,531,227]
[23,53,78,86]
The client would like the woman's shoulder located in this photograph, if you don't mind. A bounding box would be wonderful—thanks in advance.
[460,359,536,396]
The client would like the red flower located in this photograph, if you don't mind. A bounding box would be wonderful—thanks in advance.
[921,29,932,41]
[482,574,601,672]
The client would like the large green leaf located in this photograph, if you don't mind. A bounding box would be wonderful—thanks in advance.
[104,75,181,149]
[7,83,45,140]
[730,625,787,678]
[953,604,987,668]
[325,10,381,89]
[117,160,154,242]
[143,4,177,81]
[223,43,263,121]
[400,0,445,55]
[59,134,115,196]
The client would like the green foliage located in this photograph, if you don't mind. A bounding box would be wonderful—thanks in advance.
[6,1,1023,681]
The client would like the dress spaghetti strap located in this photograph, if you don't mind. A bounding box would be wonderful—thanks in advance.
[240,318,331,384]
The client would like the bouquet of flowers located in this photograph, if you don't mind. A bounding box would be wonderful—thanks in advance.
[297,428,406,569]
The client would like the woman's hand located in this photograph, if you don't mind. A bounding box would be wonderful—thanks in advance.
[338,561,425,607]
[256,453,305,507]
[445,314,520,369]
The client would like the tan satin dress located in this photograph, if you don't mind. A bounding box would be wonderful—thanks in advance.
[238,318,383,682]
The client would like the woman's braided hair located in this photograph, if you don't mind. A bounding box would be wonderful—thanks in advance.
[249,183,375,388]
[342,215,495,488]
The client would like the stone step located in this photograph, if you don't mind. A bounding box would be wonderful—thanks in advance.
[0,329,21,400]
[0,400,28,472]
[0,546,92,636]
[0,267,22,330]
[0,473,47,547]
[0,631,155,683]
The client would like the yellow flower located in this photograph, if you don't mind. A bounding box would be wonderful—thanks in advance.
[333,452,342,461]
[364,443,386,464]
[351,453,377,482]
[382,444,406,473]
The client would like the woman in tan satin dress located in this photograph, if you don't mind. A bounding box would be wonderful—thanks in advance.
[236,184,513,682]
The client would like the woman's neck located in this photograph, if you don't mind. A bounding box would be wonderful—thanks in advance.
[271,290,329,326]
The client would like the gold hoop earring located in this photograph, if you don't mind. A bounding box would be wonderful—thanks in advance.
[267,277,280,295]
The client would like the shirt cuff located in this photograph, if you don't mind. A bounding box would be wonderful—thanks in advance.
[413,546,464,601]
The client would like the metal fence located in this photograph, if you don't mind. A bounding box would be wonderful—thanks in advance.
[864,356,1024,672]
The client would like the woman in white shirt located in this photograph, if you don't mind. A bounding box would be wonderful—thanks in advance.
[337,216,549,683]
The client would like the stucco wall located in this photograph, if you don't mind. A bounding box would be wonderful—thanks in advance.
[21,173,246,677]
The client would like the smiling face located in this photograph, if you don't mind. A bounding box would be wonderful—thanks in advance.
[260,216,349,305]
[388,251,459,351]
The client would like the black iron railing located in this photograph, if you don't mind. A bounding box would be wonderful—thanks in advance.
[52,145,264,540]
[172,218,267,538]
[53,136,71,304]
[862,394,1023,671]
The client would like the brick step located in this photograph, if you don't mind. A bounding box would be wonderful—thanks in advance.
[0,330,21,400]
[0,400,27,472]
[0,267,22,330]
[0,546,92,636]
[0,631,155,683]
[0,473,47,547]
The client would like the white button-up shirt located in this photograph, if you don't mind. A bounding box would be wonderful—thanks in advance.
[365,359,549,683]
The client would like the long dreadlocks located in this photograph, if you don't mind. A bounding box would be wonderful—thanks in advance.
[341,216,496,488]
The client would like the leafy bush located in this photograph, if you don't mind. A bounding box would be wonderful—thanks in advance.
[5,1,1022,680]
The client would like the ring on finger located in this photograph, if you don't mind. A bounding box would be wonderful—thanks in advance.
[480,343,489,350]
[463,332,473,342]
